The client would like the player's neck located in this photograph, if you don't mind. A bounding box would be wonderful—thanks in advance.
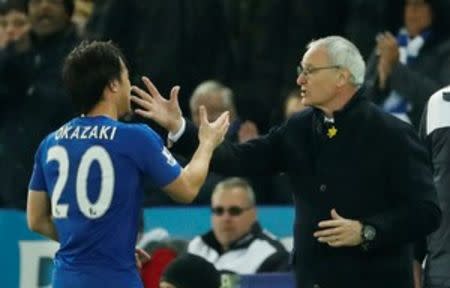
[86,101,118,120]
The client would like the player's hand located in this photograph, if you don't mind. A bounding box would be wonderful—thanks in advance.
[131,76,183,134]
[313,209,363,247]
[198,106,230,149]
[135,247,151,270]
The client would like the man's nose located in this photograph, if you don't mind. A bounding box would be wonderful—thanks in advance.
[297,74,306,86]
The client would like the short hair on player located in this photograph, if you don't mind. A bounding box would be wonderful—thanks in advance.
[62,40,127,114]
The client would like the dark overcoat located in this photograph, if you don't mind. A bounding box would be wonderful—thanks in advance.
[172,87,441,288]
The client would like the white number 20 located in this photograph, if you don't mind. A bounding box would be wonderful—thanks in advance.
[47,145,115,219]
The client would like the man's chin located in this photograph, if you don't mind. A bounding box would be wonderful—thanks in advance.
[301,98,312,107]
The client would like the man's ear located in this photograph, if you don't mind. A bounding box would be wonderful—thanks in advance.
[337,70,349,87]
[108,79,120,93]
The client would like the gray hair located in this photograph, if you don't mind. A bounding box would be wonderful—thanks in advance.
[189,80,235,112]
[212,177,255,206]
[307,36,365,86]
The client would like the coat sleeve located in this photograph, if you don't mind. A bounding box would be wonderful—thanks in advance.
[362,124,441,251]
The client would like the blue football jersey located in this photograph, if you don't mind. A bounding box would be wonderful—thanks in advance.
[29,115,181,288]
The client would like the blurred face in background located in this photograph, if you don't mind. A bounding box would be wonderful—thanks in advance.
[404,0,432,37]
[28,0,70,37]
[3,9,30,43]
[190,91,228,127]
[0,15,7,47]
[211,186,256,250]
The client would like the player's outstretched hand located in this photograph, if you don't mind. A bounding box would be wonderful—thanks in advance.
[198,106,230,149]
[131,76,183,133]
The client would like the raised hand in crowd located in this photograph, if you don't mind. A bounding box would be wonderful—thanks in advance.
[376,32,399,90]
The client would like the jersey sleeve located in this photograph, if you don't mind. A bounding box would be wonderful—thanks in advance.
[28,139,48,191]
[128,125,182,187]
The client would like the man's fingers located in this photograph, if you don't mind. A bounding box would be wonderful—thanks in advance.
[328,240,344,247]
[318,219,344,228]
[199,105,208,125]
[330,209,344,220]
[214,111,230,126]
[134,109,155,119]
[314,227,341,238]
[136,248,151,262]
[141,76,161,98]
[131,95,152,109]
[170,86,180,103]
[219,114,230,135]
[131,86,154,102]
[135,253,142,269]
[317,235,340,243]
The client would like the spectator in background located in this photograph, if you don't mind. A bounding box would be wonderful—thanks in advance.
[0,0,80,209]
[145,80,268,206]
[364,0,450,128]
[159,254,221,288]
[0,0,30,50]
[188,177,289,274]
[419,86,450,288]
[71,0,93,36]
[0,11,6,49]
[190,80,259,144]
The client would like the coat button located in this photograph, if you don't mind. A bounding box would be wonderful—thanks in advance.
[319,184,327,192]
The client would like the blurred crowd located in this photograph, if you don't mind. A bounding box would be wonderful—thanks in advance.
[1,0,450,209]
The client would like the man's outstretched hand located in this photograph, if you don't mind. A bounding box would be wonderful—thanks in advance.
[131,76,183,134]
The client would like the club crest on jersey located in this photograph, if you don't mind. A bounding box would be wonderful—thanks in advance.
[162,147,178,166]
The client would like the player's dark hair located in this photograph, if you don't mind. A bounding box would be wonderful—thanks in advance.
[62,40,127,114]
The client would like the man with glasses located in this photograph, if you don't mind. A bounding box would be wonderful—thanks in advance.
[132,35,441,288]
[187,177,289,274]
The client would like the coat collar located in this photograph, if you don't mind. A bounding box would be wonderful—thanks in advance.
[313,85,367,123]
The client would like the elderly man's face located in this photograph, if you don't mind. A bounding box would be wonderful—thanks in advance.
[211,187,256,249]
[404,0,432,37]
[28,0,70,37]
[296,46,340,110]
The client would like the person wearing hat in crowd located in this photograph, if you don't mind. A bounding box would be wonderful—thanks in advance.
[159,254,222,288]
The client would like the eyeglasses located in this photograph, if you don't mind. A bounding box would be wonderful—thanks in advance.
[297,65,341,77]
[211,206,253,216]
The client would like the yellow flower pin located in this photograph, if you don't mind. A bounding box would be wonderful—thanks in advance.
[327,126,338,138]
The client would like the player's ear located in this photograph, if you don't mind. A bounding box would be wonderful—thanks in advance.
[108,79,120,93]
